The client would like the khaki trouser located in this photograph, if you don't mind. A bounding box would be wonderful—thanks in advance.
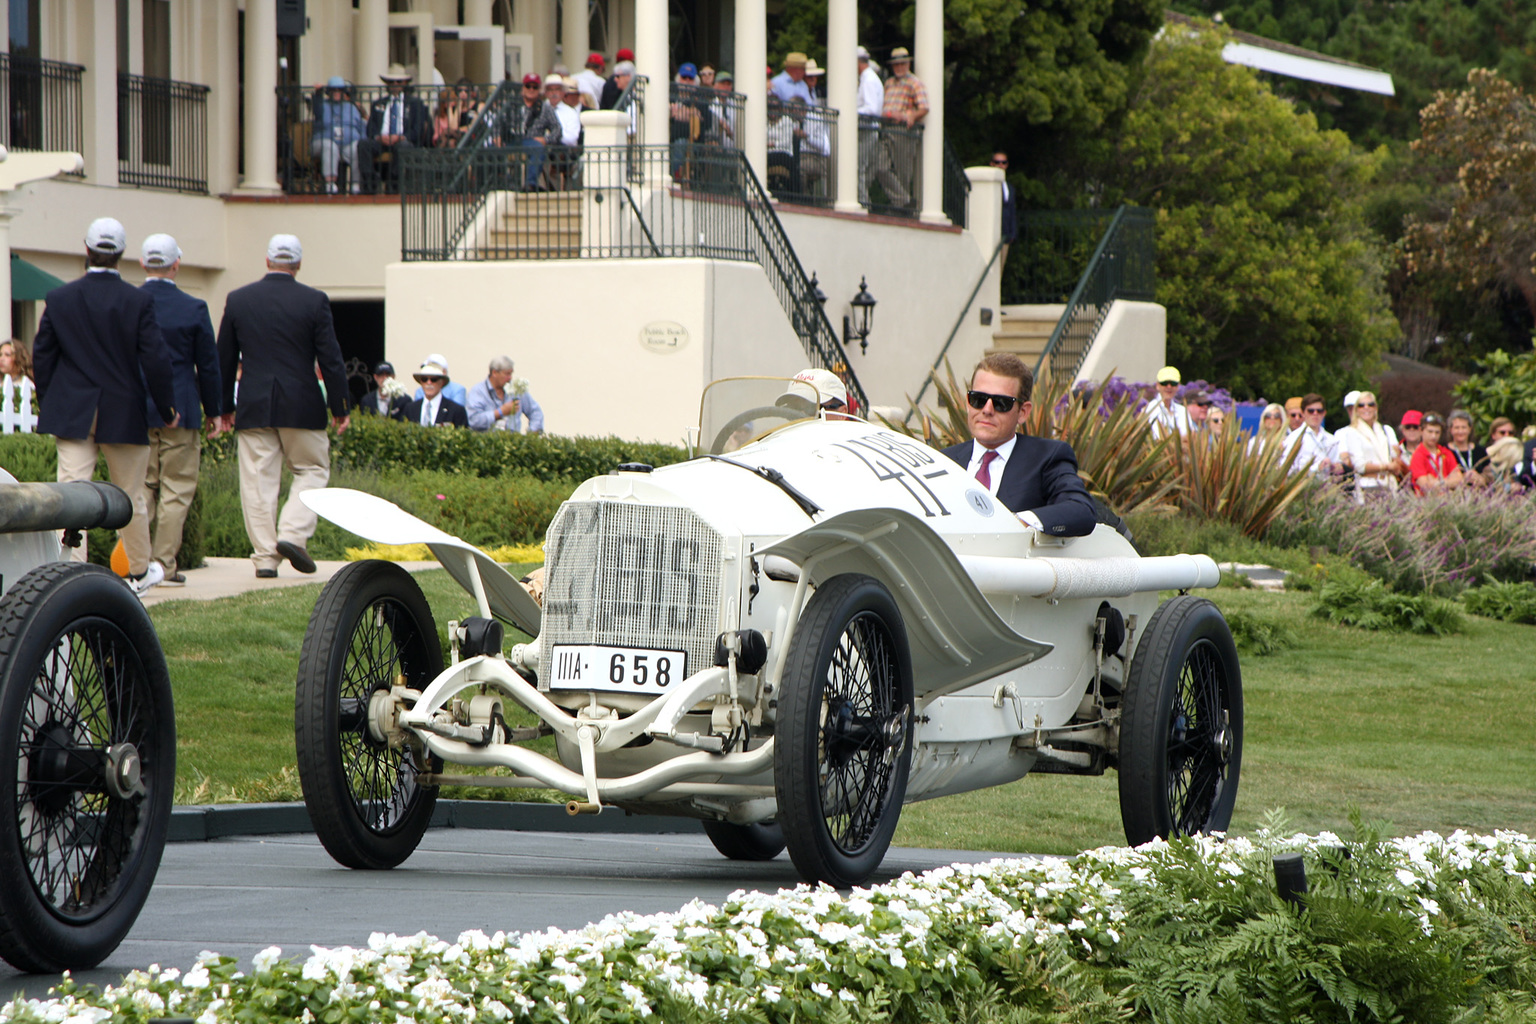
[56,421,152,576]
[145,425,201,576]
[873,131,918,210]
[237,427,330,572]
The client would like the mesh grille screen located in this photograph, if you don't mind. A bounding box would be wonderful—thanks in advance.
[540,501,725,685]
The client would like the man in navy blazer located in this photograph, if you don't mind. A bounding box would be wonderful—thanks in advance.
[216,234,351,578]
[404,358,469,427]
[941,352,1097,537]
[139,233,222,584]
[34,217,179,593]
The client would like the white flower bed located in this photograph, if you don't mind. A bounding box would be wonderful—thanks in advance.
[3,829,1533,1024]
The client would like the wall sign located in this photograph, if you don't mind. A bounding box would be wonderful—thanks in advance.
[640,321,690,354]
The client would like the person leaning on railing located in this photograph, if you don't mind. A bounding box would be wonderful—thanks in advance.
[669,65,715,180]
[856,46,884,206]
[312,76,367,194]
[873,47,927,213]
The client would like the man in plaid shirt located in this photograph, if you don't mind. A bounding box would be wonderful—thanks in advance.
[873,47,928,213]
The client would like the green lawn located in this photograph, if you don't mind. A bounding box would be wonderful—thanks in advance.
[150,574,1536,854]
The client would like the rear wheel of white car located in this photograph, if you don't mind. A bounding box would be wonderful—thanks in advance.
[1119,595,1242,846]
[0,563,174,972]
[295,560,441,870]
[702,820,786,861]
[775,574,913,887]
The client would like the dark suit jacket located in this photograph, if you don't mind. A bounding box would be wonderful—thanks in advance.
[1000,181,1017,244]
[1521,438,1536,490]
[141,278,221,431]
[943,435,1098,537]
[34,271,177,444]
[217,272,349,431]
[356,388,409,421]
[404,396,468,428]
[366,93,432,147]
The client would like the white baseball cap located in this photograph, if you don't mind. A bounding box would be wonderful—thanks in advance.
[424,352,450,376]
[1343,389,1360,412]
[780,368,847,409]
[267,233,303,265]
[141,233,182,268]
[85,217,126,255]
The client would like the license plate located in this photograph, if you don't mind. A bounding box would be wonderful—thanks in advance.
[549,645,687,693]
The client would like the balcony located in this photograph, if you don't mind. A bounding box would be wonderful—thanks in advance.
[1,54,85,171]
[118,73,210,193]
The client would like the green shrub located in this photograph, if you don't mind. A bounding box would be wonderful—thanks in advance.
[1313,579,1465,635]
[1452,347,1536,428]
[1224,609,1297,656]
[1461,581,1536,624]
[332,416,688,480]
[0,432,57,482]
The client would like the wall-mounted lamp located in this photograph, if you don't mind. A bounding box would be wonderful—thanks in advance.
[844,277,876,355]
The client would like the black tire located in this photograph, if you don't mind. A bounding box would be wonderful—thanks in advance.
[295,560,442,870]
[702,820,786,861]
[0,563,175,972]
[775,574,913,887]
[1119,595,1243,846]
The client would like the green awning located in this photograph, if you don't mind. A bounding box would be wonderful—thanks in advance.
[11,254,65,301]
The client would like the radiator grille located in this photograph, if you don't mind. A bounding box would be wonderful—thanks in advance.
[539,501,726,686]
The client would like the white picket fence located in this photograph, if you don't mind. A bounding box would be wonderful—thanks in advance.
[1,377,37,434]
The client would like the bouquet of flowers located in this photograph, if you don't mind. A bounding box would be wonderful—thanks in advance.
[380,376,408,400]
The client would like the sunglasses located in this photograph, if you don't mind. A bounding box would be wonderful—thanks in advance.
[990,159,1007,167]
[417,375,445,384]
[523,83,540,89]
[1194,399,1212,407]
[1304,407,1325,415]
[1263,413,1282,420]
[1493,428,1515,437]
[967,390,1018,413]
[1356,401,1376,408]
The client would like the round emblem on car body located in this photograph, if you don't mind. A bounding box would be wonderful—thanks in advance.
[965,488,995,517]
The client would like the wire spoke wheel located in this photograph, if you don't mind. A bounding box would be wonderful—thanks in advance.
[296,561,442,869]
[0,564,174,972]
[1119,596,1242,847]
[777,574,913,887]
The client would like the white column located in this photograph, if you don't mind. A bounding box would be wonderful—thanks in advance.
[635,0,668,148]
[355,0,389,87]
[124,0,144,75]
[735,0,766,185]
[915,0,945,224]
[0,209,13,342]
[463,0,494,26]
[964,165,1002,255]
[83,0,118,187]
[240,0,280,192]
[562,0,590,72]
[827,0,860,213]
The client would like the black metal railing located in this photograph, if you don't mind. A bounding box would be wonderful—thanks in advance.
[765,98,837,207]
[117,73,209,192]
[1011,209,1134,304]
[1035,205,1156,383]
[942,139,969,228]
[399,143,867,409]
[611,75,645,142]
[277,81,502,195]
[863,117,922,218]
[1,53,85,168]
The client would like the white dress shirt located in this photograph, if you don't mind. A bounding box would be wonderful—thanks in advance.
[963,435,1044,529]
[857,66,884,116]
[1145,399,1191,438]
[1284,424,1340,476]
[555,102,582,146]
[419,395,441,426]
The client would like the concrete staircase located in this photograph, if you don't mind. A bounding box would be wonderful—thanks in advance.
[987,304,1064,365]
[481,191,581,259]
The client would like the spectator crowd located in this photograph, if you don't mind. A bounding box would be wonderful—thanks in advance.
[1142,365,1536,498]
[302,43,931,211]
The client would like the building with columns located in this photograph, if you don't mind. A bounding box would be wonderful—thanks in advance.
[1,0,1166,442]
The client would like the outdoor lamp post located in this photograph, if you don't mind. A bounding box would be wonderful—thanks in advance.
[845,277,876,354]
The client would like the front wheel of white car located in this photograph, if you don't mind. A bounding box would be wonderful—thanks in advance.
[775,574,913,887]
[1118,595,1243,846]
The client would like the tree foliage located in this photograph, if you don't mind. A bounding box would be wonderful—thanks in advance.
[1092,30,1397,398]
[1402,69,1536,326]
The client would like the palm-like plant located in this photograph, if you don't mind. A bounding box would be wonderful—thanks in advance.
[1172,423,1315,536]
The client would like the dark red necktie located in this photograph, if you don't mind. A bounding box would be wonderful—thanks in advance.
[976,449,998,490]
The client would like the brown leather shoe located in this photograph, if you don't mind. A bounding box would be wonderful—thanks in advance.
[276,541,317,574]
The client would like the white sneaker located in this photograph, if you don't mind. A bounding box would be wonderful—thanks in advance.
[325,181,338,194]
[128,561,165,596]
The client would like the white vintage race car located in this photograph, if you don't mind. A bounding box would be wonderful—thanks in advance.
[296,377,1241,886]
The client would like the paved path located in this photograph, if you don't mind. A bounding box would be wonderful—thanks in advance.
[0,829,1022,1004]
[137,556,438,608]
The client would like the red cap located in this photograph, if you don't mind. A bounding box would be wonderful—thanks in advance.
[588,52,605,67]
[521,73,541,87]
[1400,410,1423,427]
[616,48,635,62]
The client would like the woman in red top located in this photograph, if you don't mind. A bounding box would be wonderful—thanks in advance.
[1409,412,1463,493]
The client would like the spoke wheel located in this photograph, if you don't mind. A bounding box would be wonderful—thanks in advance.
[702,820,785,861]
[1119,595,1243,846]
[295,560,442,869]
[0,563,174,972]
[775,574,912,887]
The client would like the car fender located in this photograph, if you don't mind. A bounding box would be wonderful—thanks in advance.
[757,506,1053,701]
